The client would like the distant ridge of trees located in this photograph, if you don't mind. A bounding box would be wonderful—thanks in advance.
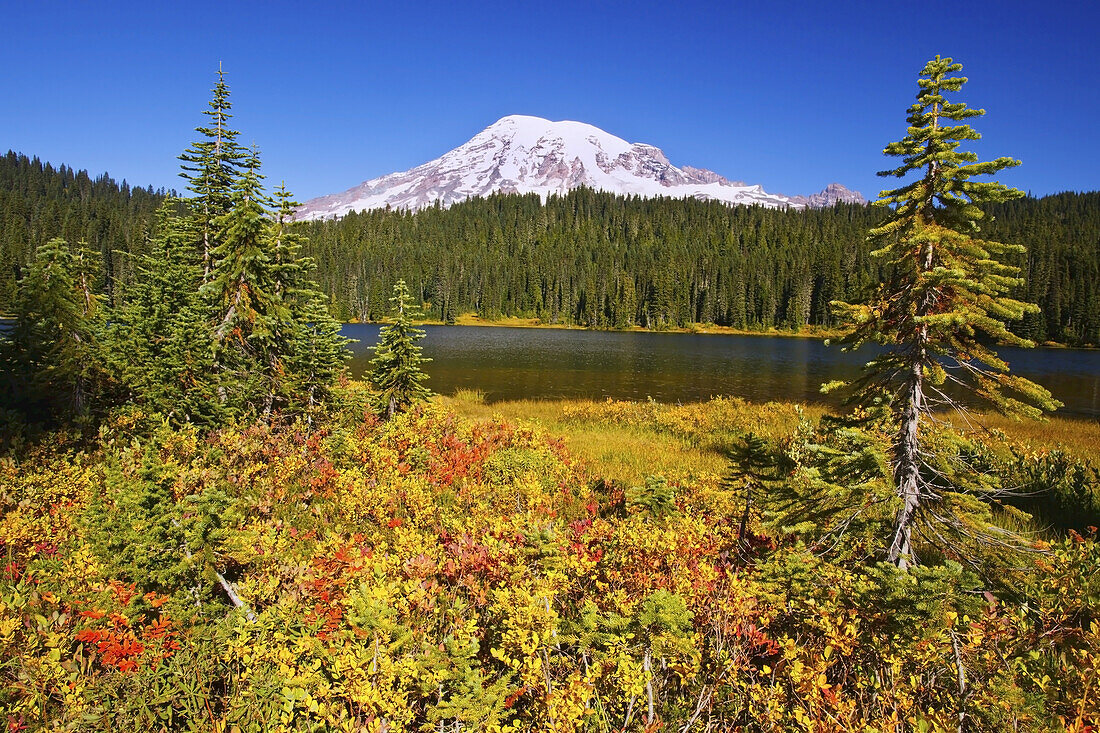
[0,150,170,307]
[300,188,1100,345]
[2,150,1098,344]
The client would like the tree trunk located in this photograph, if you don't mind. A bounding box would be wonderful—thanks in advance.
[888,227,935,570]
[887,362,923,570]
[644,649,655,726]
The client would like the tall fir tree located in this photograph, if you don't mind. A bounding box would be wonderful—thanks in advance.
[103,199,222,425]
[179,64,246,283]
[369,279,432,418]
[271,183,349,418]
[203,146,289,416]
[829,56,1061,570]
[180,70,347,422]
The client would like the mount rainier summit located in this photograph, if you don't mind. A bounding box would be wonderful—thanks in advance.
[296,115,864,220]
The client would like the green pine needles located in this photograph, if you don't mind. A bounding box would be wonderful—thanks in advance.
[1,68,348,430]
[0,237,101,424]
[829,56,1061,570]
[105,200,223,426]
[370,280,432,419]
[174,74,348,423]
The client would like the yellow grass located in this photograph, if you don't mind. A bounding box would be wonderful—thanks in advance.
[437,394,832,485]
[944,411,1100,463]
[438,391,1099,487]
[395,312,845,339]
[436,396,723,484]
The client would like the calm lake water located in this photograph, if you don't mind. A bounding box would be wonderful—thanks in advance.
[343,325,1100,418]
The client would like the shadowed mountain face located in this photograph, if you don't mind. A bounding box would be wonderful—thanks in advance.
[296,115,865,219]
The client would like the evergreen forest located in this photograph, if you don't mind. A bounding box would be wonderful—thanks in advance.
[3,151,1099,345]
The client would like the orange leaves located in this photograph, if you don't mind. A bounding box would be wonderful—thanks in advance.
[308,458,339,496]
[68,584,179,676]
[402,552,438,580]
[304,600,344,640]
[141,617,174,641]
[107,580,137,607]
[73,624,146,673]
[503,684,531,709]
[73,629,107,644]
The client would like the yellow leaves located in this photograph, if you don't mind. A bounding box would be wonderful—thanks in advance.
[5,399,1100,730]
[789,658,805,679]
[0,615,20,644]
[0,456,95,557]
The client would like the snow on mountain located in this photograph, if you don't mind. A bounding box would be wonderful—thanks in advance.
[296,115,864,220]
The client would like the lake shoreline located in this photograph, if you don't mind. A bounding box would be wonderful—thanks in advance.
[347,314,1098,349]
[349,313,846,340]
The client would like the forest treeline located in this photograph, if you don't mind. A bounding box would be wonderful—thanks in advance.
[0,151,170,307]
[3,150,1098,344]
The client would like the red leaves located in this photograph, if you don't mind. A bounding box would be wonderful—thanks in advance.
[32,542,58,558]
[71,584,180,674]
[733,621,780,657]
[427,433,483,486]
[74,629,107,644]
[568,517,592,539]
[441,534,504,586]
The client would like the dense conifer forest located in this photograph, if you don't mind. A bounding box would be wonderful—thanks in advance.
[0,151,168,308]
[3,150,1099,344]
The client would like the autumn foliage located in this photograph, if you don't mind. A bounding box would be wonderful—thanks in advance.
[1,396,1097,731]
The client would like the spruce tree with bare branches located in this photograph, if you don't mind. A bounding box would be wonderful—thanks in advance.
[828,56,1061,570]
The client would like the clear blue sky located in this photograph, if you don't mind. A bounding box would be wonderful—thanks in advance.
[3,0,1097,202]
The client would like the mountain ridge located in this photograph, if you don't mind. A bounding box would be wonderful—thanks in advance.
[296,115,865,220]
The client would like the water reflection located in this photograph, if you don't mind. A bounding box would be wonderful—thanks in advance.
[342,325,1100,418]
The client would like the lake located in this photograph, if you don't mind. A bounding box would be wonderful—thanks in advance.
[342,325,1100,418]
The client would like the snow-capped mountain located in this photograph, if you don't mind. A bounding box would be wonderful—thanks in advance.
[296,115,864,220]
[788,182,869,208]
